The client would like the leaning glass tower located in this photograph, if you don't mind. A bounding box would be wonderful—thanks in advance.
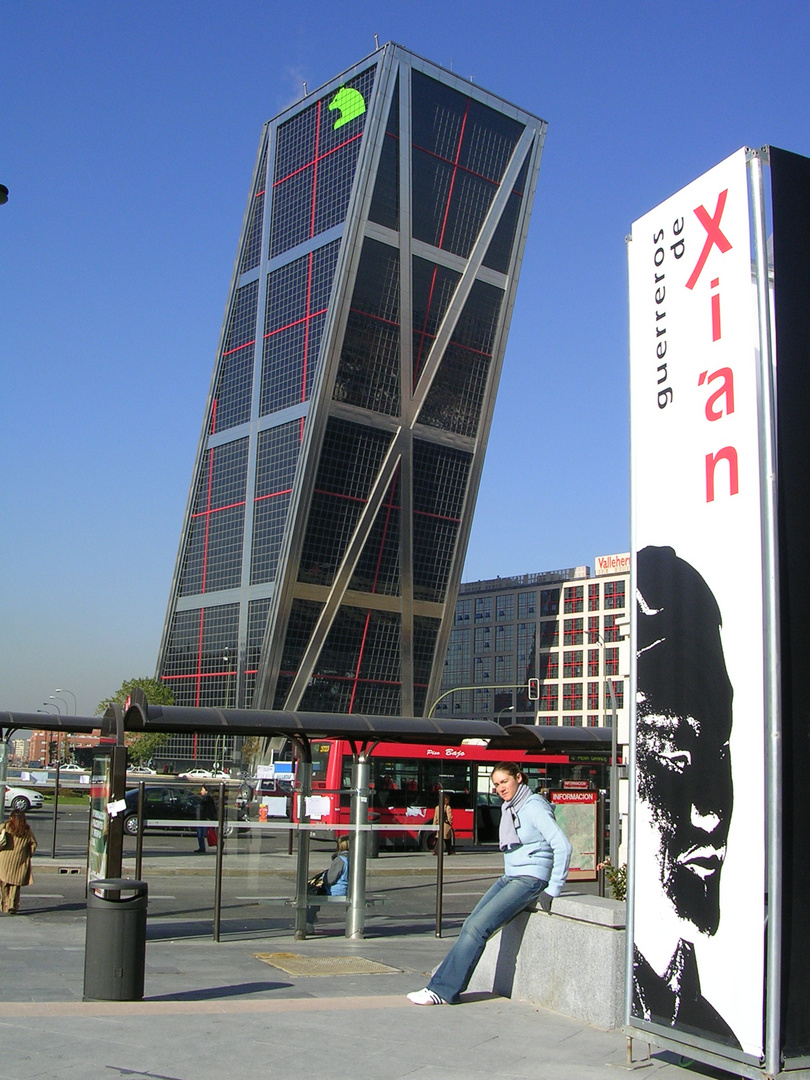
[156,42,545,723]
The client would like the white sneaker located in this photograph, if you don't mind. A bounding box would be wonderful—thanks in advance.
[407,988,446,1006]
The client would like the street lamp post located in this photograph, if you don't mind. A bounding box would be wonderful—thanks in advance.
[56,689,76,714]
[497,705,516,726]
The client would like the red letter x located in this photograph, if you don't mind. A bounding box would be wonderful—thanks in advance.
[685,189,732,290]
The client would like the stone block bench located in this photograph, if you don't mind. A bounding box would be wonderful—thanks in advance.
[466,893,626,1029]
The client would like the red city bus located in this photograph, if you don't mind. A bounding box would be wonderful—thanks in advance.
[300,739,610,850]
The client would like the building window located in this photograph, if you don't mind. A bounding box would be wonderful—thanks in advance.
[587,616,599,644]
[455,598,472,624]
[563,586,583,613]
[496,624,514,652]
[587,714,600,727]
[588,648,600,677]
[474,626,491,652]
[475,596,492,621]
[563,682,582,711]
[540,588,559,617]
[539,621,559,648]
[588,583,600,611]
[588,681,599,710]
[538,684,558,712]
[518,591,536,619]
[603,613,621,642]
[563,650,583,679]
[605,647,619,676]
[609,680,624,709]
[562,715,581,727]
[496,594,514,622]
[538,651,558,680]
[604,580,626,610]
[563,618,583,646]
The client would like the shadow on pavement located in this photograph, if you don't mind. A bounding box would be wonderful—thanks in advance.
[146,980,291,1002]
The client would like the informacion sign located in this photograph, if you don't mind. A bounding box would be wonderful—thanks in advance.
[551,790,597,875]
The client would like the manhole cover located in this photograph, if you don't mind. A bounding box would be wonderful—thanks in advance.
[254,952,400,976]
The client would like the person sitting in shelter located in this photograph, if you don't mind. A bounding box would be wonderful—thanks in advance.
[307,835,350,933]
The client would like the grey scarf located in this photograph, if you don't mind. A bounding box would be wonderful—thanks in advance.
[499,782,533,851]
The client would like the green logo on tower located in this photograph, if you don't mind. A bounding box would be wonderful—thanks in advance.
[329,86,366,130]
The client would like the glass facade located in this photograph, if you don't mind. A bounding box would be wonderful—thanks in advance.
[156,45,545,760]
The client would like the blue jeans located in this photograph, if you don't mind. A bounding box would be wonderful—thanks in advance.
[427,875,547,1003]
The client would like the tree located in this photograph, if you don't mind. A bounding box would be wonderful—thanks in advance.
[95,676,174,716]
[95,677,175,764]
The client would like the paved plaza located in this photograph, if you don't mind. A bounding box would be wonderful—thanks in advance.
[0,853,744,1080]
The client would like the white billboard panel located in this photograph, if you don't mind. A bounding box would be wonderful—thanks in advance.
[629,148,765,1058]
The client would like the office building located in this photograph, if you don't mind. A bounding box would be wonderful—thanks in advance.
[437,554,630,728]
[154,42,546,763]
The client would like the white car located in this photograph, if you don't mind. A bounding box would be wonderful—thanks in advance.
[128,765,158,775]
[58,763,86,772]
[4,786,44,812]
[178,767,230,781]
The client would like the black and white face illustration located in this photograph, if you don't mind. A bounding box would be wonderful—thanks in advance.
[636,546,733,937]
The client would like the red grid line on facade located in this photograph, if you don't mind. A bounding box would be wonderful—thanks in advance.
[273,130,363,188]
[412,140,504,190]
[348,306,399,329]
[201,445,215,594]
[162,671,235,681]
[254,488,293,503]
[284,671,400,688]
[191,499,247,519]
[195,609,204,707]
[313,488,367,504]
[413,508,461,524]
[437,101,469,250]
[414,267,439,387]
[413,329,494,362]
[222,340,256,357]
[302,252,313,402]
[263,307,329,339]
[348,611,373,713]
[310,486,460,525]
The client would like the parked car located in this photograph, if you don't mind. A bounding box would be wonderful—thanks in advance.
[4,786,44,812]
[127,765,157,775]
[58,763,86,772]
[177,767,230,780]
[122,785,236,837]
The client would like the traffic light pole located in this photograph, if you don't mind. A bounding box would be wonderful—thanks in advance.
[428,684,538,718]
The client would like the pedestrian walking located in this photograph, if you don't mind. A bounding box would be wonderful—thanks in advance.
[195,785,217,853]
[432,794,454,854]
[0,810,38,914]
[407,761,571,1005]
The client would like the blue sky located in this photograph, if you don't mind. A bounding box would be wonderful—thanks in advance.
[2,1,808,717]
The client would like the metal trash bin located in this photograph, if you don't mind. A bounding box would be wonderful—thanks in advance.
[83,878,148,1001]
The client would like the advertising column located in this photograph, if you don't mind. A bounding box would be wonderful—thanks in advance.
[628,149,766,1062]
